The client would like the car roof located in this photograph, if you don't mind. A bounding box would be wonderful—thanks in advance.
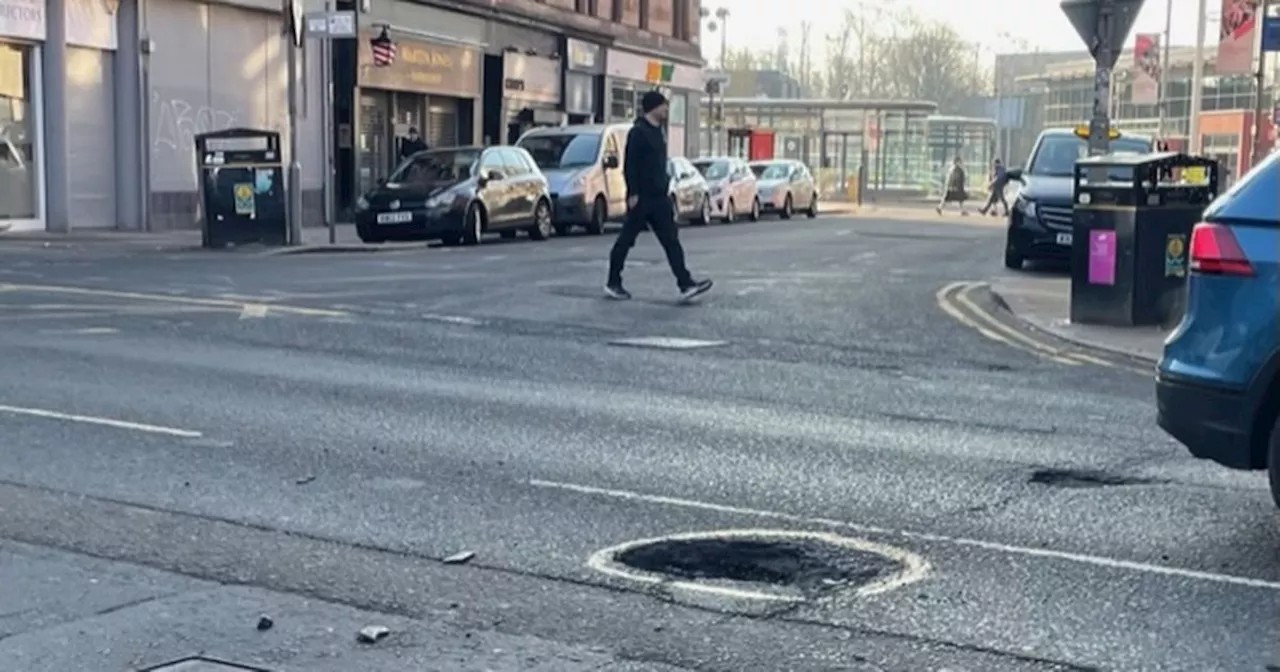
[519,124,628,137]
[692,156,738,162]
[1039,128,1155,144]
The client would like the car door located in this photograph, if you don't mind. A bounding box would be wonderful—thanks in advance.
[602,129,627,219]
[476,149,512,225]
[678,158,701,214]
[798,164,816,208]
[499,148,537,225]
[733,160,756,205]
[514,147,546,224]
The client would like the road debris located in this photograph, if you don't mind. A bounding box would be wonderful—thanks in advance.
[356,625,391,644]
[443,551,475,565]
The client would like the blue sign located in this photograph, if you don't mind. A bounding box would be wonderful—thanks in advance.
[1263,16,1280,52]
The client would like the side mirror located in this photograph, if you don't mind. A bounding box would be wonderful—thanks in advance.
[603,155,620,170]
[478,170,503,187]
[1006,168,1025,183]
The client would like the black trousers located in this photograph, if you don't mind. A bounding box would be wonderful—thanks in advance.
[608,197,694,289]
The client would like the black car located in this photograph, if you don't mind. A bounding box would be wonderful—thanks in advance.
[1003,127,1153,269]
[355,145,554,245]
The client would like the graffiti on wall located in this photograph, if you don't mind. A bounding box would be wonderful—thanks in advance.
[150,91,240,190]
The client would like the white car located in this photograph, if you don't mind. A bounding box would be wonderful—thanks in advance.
[749,159,819,219]
[691,156,759,223]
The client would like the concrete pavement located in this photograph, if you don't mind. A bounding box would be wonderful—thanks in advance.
[0,213,1274,671]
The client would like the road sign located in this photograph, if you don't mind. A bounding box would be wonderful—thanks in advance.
[1060,0,1144,69]
[305,10,356,39]
[1264,16,1280,52]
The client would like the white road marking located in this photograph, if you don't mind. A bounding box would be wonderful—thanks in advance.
[0,404,203,438]
[609,336,728,350]
[835,230,853,236]
[37,327,119,335]
[422,313,484,326]
[935,282,1079,366]
[531,478,1280,592]
[735,287,765,297]
[0,283,346,318]
[588,528,930,602]
[239,303,269,319]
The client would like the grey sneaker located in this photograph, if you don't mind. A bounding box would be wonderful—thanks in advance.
[679,279,713,300]
[604,284,632,300]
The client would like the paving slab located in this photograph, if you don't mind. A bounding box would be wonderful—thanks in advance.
[989,270,1167,362]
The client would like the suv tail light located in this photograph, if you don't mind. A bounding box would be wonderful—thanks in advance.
[1189,222,1254,276]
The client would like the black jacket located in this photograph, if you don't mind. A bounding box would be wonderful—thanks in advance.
[623,117,668,199]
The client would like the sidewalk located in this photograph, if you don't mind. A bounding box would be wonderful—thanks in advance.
[0,225,429,257]
[988,271,1168,362]
[0,539,686,672]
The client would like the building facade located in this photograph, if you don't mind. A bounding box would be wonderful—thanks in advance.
[5,0,704,233]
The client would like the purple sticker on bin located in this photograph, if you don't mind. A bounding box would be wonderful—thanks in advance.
[1088,229,1116,285]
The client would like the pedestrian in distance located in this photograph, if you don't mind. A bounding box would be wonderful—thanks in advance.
[935,155,969,216]
[978,157,1010,217]
[604,90,713,302]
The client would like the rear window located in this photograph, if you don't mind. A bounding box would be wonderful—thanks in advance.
[1202,151,1280,224]
[693,160,729,180]
[751,163,791,179]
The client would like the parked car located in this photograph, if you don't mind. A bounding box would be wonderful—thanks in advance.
[668,156,711,225]
[354,145,553,245]
[1156,150,1280,507]
[749,159,819,219]
[692,156,759,223]
[1004,127,1154,269]
[516,124,630,236]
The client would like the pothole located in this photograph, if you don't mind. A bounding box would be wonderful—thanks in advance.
[1029,468,1164,488]
[138,657,272,671]
[589,529,929,602]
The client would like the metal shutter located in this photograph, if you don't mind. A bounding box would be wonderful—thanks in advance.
[66,47,116,228]
[425,97,458,148]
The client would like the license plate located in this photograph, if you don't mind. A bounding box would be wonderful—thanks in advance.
[1056,232,1073,246]
[377,211,412,224]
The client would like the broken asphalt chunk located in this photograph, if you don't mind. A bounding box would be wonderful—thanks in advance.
[356,625,391,644]
[442,551,475,565]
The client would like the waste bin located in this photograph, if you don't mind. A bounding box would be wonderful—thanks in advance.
[1069,151,1219,327]
[194,128,287,248]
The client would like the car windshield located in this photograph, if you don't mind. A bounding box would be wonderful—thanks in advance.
[693,160,730,180]
[388,150,478,186]
[517,133,600,170]
[1028,134,1151,178]
[751,163,791,180]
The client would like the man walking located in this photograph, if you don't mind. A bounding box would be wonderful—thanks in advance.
[978,157,1010,217]
[605,91,713,301]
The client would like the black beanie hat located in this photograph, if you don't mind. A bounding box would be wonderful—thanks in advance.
[641,90,668,113]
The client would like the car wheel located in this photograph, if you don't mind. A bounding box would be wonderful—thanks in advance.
[692,193,711,226]
[586,196,606,235]
[781,194,794,220]
[499,230,517,240]
[723,199,736,223]
[527,199,553,241]
[1004,240,1025,270]
[749,197,761,222]
[462,203,484,245]
[806,193,819,218]
[1268,414,1280,509]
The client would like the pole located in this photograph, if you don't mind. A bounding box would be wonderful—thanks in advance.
[1189,0,1209,153]
[1253,0,1272,167]
[1087,0,1114,182]
[719,16,728,70]
[1157,0,1173,136]
[322,1,335,244]
[284,0,304,246]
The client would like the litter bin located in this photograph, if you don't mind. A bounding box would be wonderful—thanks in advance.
[1069,151,1219,327]
[194,128,287,248]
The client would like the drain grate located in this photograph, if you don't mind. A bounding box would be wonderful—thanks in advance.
[1029,468,1163,489]
[138,657,272,672]
[609,336,728,350]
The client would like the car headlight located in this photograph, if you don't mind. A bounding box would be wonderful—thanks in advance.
[356,196,370,211]
[1017,198,1037,219]
[562,173,588,194]
[710,185,724,196]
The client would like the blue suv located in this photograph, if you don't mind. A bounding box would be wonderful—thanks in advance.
[1156,151,1280,506]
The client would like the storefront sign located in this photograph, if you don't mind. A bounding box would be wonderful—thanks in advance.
[605,48,702,91]
[66,0,117,50]
[566,38,602,73]
[358,31,480,98]
[502,52,559,105]
[0,0,45,41]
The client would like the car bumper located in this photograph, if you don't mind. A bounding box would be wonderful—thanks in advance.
[1156,371,1256,469]
[355,209,466,239]
[708,193,733,217]
[551,194,590,225]
[1008,209,1072,259]
[758,192,786,212]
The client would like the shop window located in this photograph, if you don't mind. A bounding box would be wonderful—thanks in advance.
[0,43,35,221]
[610,84,635,121]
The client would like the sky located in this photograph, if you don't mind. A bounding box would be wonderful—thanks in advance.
[702,0,1219,60]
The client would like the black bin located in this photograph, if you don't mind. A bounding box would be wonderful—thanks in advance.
[1069,152,1219,327]
[194,128,287,248]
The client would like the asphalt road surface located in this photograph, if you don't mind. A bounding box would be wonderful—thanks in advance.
[0,215,1274,672]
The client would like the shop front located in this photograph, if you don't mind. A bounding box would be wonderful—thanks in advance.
[355,31,480,196]
[0,0,47,232]
[65,0,119,229]
[563,37,603,124]
[604,47,702,156]
[497,51,561,144]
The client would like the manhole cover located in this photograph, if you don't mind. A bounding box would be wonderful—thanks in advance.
[589,529,929,602]
[1029,468,1164,488]
[138,657,272,672]
[609,336,728,350]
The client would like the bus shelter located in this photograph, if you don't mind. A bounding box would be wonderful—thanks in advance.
[925,116,997,196]
[701,98,938,199]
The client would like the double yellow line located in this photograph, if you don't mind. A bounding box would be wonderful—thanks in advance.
[936,281,1149,374]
